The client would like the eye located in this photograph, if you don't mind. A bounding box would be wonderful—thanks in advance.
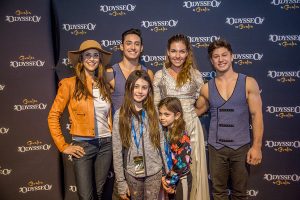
[84,53,91,57]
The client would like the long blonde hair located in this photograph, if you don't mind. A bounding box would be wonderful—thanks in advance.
[73,51,111,102]
[164,34,197,87]
[119,70,160,149]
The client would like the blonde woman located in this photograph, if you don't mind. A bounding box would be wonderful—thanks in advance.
[153,34,210,200]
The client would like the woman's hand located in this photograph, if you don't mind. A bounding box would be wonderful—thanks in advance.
[119,188,130,200]
[161,176,175,194]
[62,144,85,158]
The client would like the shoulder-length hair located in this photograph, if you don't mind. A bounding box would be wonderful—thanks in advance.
[158,97,186,144]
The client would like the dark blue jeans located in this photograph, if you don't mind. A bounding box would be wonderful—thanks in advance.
[72,137,112,200]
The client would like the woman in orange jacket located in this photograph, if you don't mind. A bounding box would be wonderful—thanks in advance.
[48,40,113,200]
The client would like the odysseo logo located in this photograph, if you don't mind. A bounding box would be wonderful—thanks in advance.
[66,123,71,131]
[265,140,300,152]
[247,189,259,197]
[266,105,300,119]
[19,180,52,194]
[0,166,12,176]
[62,23,96,36]
[225,17,264,29]
[10,55,45,69]
[18,140,51,153]
[14,98,47,112]
[99,4,136,16]
[141,55,166,67]
[233,53,263,66]
[201,71,216,81]
[69,185,77,192]
[187,35,220,48]
[183,0,221,13]
[271,0,300,10]
[68,155,73,162]
[0,127,9,135]
[0,84,5,91]
[264,173,300,185]
[267,70,300,83]
[141,19,178,32]
[61,58,71,67]
[5,10,41,23]
[269,34,300,47]
[101,39,122,51]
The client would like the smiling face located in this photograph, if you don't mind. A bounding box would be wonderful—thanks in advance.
[82,49,100,75]
[167,41,188,69]
[132,78,149,105]
[121,33,143,61]
[210,47,234,74]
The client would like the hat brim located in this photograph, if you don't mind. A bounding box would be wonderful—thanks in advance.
[68,47,112,67]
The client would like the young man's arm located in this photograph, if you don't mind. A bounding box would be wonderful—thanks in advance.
[195,83,210,116]
[246,77,264,165]
[105,67,115,92]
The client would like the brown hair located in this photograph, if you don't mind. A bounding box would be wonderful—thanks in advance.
[158,97,186,144]
[73,50,111,102]
[165,34,197,88]
[119,70,160,149]
[208,39,233,58]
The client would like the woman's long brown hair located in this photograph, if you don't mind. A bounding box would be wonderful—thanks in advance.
[164,34,197,88]
[119,70,160,149]
[158,97,186,144]
[73,51,111,102]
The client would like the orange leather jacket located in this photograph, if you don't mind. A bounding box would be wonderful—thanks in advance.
[48,76,112,152]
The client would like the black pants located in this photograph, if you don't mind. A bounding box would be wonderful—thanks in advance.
[209,145,250,200]
[168,172,192,200]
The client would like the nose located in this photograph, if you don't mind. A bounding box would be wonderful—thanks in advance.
[130,43,136,50]
[219,56,225,62]
[137,87,142,93]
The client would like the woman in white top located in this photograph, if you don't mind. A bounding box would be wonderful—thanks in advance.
[153,34,210,200]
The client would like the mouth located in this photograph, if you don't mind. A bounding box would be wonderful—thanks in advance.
[173,59,183,64]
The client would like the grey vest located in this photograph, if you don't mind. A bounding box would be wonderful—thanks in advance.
[111,63,147,115]
[208,73,250,150]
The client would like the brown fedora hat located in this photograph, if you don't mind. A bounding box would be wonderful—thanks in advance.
[68,40,112,67]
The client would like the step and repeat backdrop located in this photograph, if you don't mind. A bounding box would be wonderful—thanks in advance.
[0,0,299,199]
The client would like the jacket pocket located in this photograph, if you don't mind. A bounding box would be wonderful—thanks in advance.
[75,112,87,123]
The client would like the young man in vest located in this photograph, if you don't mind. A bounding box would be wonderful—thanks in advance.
[106,28,154,114]
[196,39,264,200]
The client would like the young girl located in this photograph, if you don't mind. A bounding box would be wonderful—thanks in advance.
[112,70,166,200]
[158,97,192,200]
[48,40,113,200]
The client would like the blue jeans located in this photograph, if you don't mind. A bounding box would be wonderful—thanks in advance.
[72,137,112,200]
